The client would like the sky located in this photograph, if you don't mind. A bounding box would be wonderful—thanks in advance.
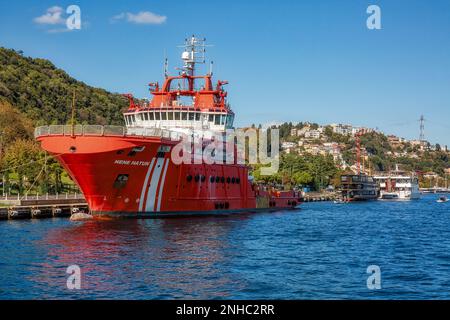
[0,0,449,145]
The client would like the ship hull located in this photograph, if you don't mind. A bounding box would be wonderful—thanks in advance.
[37,133,301,217]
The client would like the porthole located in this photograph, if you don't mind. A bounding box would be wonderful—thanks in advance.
[187,175,193,182]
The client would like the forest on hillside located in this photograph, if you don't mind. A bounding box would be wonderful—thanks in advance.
[0,47,127,125]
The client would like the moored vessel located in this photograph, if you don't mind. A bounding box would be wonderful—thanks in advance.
[35,36,301,218]
[338,174,378,201]
[374,168,420,201]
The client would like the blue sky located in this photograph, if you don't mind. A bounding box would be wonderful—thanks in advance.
[1,0,449,145]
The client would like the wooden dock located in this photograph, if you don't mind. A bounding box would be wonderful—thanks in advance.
[301,192,337,203]
[0,194,88,220]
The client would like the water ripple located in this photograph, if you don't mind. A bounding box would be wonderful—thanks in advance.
[0,195,450,299]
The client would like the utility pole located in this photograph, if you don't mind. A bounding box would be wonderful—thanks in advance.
[419,115,425,142]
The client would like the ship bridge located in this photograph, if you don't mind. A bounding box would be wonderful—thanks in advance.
[123,36,234,133]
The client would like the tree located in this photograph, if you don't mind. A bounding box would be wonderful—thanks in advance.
[2,139,45,193]
[292,172,313,186]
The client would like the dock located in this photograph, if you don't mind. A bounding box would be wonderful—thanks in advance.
[0,194,88,220]
[300,192,337,202]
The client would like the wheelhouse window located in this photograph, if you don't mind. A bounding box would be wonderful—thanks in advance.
[144,112,149,121]
[182,112,188,120]
[161,112,167,120]
[149,112,154,120]
[168,111,174,120]
[214,114,221,125]
[155,112,160,120]
[209,114,214,122]
[175,112,180,120]
[195,113,201,121]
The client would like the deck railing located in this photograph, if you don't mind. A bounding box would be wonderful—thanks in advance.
[34,125,183,141]
[0,193,85,201]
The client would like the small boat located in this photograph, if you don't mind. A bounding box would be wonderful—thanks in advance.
[380,193,399,200]
[334,197,349,204]
[437,196,449,203]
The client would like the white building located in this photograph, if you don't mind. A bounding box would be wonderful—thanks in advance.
[304,130,321,139]
[330,123,353,136]
[281,142,297,150]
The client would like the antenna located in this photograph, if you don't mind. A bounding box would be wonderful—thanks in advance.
[209,60,214,76]
[419,115,425,141]
[164,57,169,78]
[178,35,212,76]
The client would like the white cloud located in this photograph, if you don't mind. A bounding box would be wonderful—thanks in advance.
[112,11,167,25]
[33,6,65,25]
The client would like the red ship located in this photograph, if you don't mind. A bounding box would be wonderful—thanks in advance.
[35,36,301,218]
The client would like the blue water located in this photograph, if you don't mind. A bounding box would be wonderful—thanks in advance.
[1,194,450,300]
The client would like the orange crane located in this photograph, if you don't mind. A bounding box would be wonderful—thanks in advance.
[355,129,367,175]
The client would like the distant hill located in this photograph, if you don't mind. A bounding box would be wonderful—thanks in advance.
[0,47,127,126]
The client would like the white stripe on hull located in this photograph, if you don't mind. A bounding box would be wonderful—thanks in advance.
[145,157,166,212]
[139,158,156,212]
[156,159,169,212]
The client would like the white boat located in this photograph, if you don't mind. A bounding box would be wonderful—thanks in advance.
[374,168,420,201]
[437,196,449,203]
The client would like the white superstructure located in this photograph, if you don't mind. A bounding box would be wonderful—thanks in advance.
[374,171,420,200]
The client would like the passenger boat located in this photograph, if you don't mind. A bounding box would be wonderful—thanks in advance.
[35,36,301,218]
[374,166,420,201]
[338,174,378,201]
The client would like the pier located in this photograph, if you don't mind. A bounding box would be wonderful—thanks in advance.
[301,192,337,202]
[0,194,88,220]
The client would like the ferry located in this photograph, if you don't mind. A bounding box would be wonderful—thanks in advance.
[34,36,301,218]
[374,168,420,201]
[338,174,378,201]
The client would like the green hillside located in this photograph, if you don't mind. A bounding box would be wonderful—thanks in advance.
[0,47,127,125]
